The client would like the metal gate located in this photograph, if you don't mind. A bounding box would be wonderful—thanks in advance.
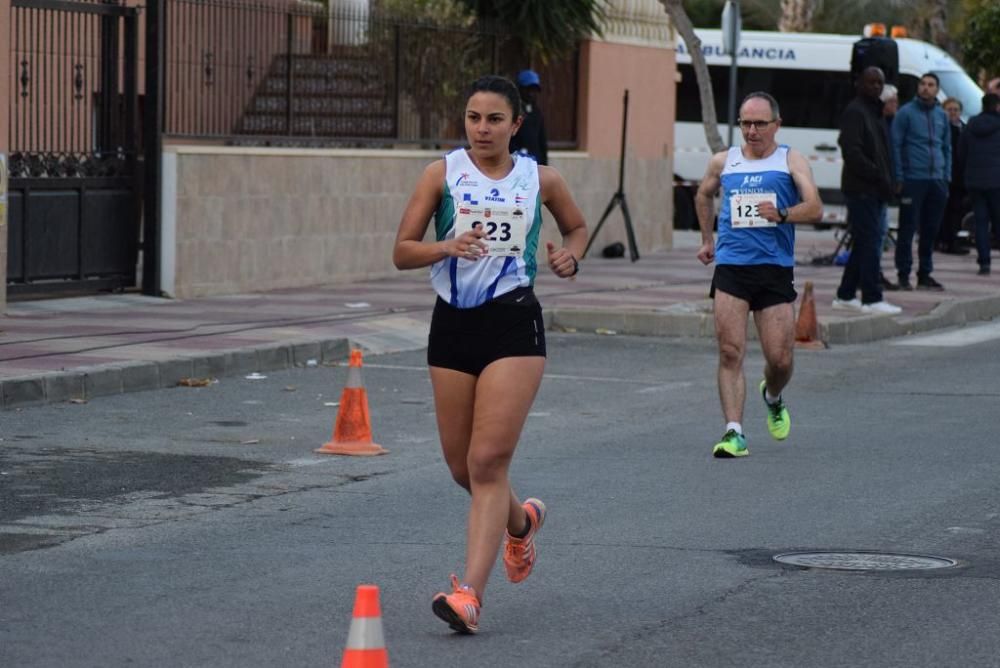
[7,0,141,298]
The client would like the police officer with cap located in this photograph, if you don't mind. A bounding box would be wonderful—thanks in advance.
[509,69,548,165]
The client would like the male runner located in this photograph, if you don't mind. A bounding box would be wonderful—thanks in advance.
[695,92,823,457]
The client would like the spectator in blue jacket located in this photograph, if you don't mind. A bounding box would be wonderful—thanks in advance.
[959,93,1000,275]
[891,72,951,291]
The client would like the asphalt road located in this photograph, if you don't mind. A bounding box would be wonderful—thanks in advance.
[2,327,1000,667]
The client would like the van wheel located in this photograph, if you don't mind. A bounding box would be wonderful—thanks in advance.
[673,185,697,229]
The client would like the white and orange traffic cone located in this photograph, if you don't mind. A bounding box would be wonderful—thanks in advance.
[316,349,387,456]
[340,584,389,668]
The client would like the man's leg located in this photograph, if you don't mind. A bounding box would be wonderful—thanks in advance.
[855,196,884,304]
[754,301,795,398]
[938,185,968,253]
[975,188,1000,271]
[835,211,860,301]
[972,189,992,269]
[713,290,750,425]
[840,194,883,304]
[917,179,948,279]
[878,205,890,259]
[895,181,919,285]
[712,289,751,457]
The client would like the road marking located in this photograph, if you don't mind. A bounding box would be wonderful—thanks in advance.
[287,457,327,467]
[893,321,1000,347]
[636,382,694,393]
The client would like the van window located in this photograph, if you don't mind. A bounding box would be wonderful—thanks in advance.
[934,71,982,117]
[677,64,853,129]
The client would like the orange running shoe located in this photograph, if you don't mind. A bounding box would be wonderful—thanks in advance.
[503,497,547,583]
[431,574,481,634]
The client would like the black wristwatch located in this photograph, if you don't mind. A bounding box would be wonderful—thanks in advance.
[570,256,579,276]
[778,207,789,224]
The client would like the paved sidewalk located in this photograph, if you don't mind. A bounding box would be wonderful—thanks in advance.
[1,230,997,409]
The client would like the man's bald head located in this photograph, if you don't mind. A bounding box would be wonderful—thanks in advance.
[858,66,885,101]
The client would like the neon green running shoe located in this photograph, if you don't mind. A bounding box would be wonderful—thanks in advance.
[760,380,790,441]
[712,429,748,458]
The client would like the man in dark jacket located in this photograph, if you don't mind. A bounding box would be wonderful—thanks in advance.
[833,66,901,314]
[936,97,969,255]
[959,93,1000,275]
[509,69,548,165]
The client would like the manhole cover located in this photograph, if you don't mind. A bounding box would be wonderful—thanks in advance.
[773,551,957,571]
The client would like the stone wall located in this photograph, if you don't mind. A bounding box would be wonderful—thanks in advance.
[161,146,672,298]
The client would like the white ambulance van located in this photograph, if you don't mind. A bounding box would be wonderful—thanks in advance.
[673,28,983,227]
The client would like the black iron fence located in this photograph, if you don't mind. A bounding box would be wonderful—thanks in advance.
[7,0,142,296]
[9,0,138,179]
[163,0,577,148]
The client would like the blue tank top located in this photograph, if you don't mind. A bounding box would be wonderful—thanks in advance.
[716,145,799,267]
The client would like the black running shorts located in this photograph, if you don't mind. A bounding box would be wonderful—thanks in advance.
[710,264,797,312]
[427,287,546,376]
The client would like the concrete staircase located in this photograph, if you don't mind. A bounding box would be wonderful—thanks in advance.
[236,52,395,138]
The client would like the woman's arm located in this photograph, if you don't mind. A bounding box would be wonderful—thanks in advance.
[392,160,487,270]
[539,165,588,278]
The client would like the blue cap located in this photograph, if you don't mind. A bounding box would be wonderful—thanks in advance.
[517,69,541,88]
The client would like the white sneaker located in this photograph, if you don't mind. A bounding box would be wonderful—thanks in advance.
[832,298,863,311]
[861,301,902,315]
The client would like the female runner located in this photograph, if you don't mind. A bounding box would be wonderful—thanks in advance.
[392,74,588,634]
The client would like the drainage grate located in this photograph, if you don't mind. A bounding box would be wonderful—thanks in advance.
[773,551,958,571]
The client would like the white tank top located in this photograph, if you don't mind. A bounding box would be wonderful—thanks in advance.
[430,149,543,308]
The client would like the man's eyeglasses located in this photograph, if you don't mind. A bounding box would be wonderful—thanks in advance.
[738,119,776,131]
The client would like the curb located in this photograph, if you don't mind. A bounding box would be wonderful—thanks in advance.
[5,294,1000,411]
[548,294,1000,345]
[0,338,352,411]
[821,294,1000,344]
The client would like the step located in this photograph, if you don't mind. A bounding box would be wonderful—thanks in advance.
[238,114,395,136]
[268,56,382,78]
[249,95,392,115]
[259,76,387,96]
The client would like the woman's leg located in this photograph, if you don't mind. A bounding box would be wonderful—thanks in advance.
[429,366,478,491]
[429,365,531,532]
[462,356,545,598]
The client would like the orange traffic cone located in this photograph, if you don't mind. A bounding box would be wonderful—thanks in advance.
[316,349,388,456]
[341,584,389,668]
[794,281,826,349]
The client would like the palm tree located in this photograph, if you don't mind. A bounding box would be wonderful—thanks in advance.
[459,0,607,64]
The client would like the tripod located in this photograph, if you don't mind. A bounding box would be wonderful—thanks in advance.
[812,226,853,266]
[583,89,639,262]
